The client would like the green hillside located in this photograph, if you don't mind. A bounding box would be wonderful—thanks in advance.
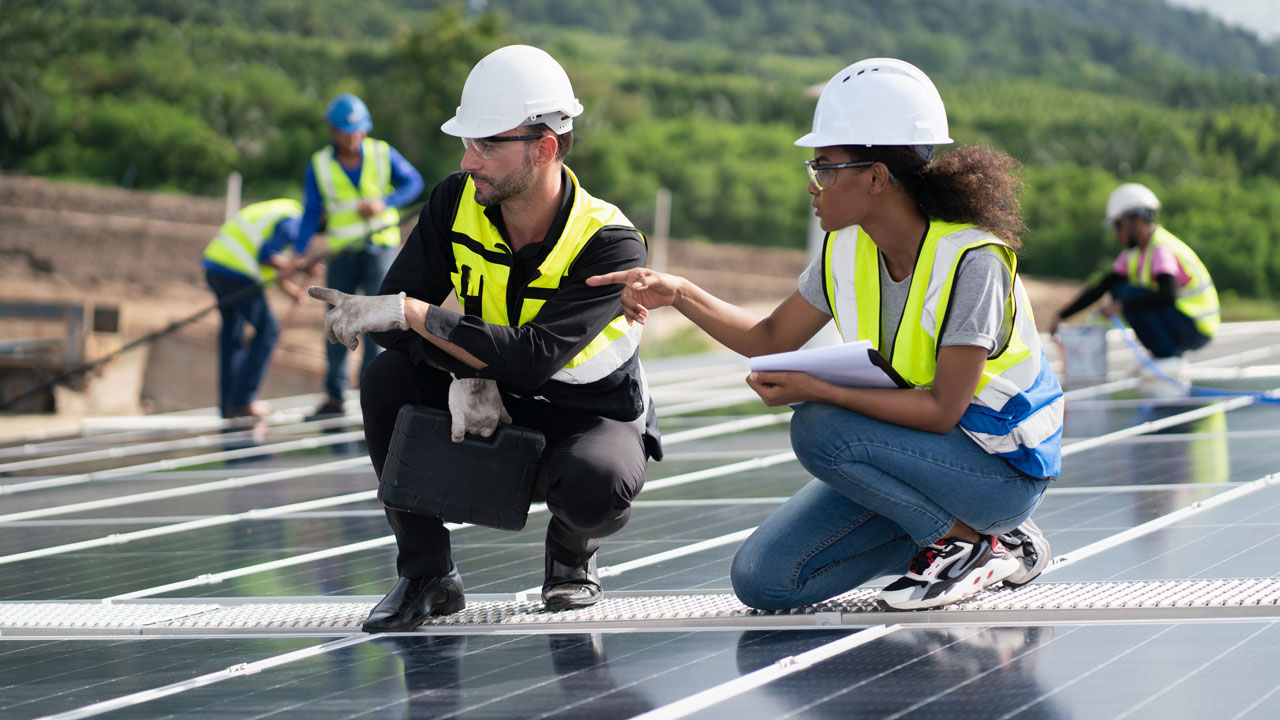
[3,0,1279,299]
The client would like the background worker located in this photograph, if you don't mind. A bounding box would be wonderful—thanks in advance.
[201,198,307,419]
[591,57,1060,612]
[298,92,424,418]
[1051,182,1218,369]
[307,45,660,632]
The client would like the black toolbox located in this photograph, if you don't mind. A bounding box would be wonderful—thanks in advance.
[378,405,546,531]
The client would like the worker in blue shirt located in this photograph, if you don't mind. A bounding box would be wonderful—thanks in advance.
[299,93,425,418]
[202,199,308,419]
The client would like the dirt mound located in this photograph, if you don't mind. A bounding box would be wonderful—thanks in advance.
[0,175,223,296]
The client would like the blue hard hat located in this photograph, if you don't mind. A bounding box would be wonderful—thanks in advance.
[326,93,372,133]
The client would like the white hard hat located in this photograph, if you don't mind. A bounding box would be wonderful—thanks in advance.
[1104,182,1161,226]
[441,45,584,138]
[796,58,952,149]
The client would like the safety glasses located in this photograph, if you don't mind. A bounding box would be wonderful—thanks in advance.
[805,159,875,192]
[461,134,543,160]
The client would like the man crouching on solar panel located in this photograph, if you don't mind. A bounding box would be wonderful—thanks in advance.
[307,45,661,632]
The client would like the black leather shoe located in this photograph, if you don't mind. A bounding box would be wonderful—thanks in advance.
[305,397,345,422]
[542,553,602,611]
[362,566,465,632]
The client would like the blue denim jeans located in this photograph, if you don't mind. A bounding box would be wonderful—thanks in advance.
[206,271,278,417]
[1111,282,1211,359]
[323,244,399,401]
[730,402,1049,610]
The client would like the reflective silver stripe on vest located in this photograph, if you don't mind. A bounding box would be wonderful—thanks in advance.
[211,230,262,281]
[962,395,1064,455]
[1178,282,1215,299]
[972,282,1042,411]
[312,147,385,212]
[313,148,339,206]
[212,211,288,281]
[371,140,390,191]
[238,210,288,239]
[325,219,397,241]
[827,226,861,335]
[549,321,643,385]
[325,198,366,213]
[920,227,992,337]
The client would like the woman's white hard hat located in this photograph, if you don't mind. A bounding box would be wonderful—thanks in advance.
[441,45,584,138]
[1103,182,1161,226]
[795,57,952,149]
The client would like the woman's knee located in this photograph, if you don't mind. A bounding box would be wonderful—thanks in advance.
[729,531,799,611]
[790,403,878,473]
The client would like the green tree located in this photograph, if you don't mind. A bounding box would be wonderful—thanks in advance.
[0,0,56,154]
[362,3,506,189]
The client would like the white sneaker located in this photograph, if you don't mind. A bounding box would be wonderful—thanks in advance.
[877,536,1019,611]
[999,519,1051,587]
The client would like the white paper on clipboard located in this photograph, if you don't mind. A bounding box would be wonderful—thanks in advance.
[749,340,910,389]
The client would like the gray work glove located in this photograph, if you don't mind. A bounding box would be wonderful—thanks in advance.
[448,377,512,443]
[307,286,408,351]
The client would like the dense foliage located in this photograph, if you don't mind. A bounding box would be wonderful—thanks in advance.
[3,0,1279,298]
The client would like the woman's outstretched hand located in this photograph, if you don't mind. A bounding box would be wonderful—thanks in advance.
[587,268,682,324]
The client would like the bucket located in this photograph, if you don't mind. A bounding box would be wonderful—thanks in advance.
[1056,324,1109,381]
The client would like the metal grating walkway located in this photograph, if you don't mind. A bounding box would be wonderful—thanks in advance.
[7,579,1280,636]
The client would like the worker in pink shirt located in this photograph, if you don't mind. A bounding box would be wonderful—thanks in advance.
[1052,183,1218,362]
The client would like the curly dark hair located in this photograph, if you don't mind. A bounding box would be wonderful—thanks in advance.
[844,145,1026,248]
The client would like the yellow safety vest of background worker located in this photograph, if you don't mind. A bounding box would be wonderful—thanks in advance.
[296,93,424,419]
[201,198,305,419]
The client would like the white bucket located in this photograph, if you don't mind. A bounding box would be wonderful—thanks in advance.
[1057,324,1109,381]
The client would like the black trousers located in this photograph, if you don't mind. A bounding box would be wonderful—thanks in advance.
[361,349,648,579]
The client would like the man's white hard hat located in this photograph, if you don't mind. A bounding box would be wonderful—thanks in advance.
[442,45,584,138]
[1104,182,1161,226]
[796,57,952,149]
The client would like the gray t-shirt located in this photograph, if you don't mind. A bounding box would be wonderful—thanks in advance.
[798,243,1013,361]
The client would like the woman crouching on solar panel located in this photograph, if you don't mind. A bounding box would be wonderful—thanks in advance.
[588,58,1063,611]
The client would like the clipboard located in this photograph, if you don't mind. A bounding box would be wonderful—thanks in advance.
[749,340,911,389]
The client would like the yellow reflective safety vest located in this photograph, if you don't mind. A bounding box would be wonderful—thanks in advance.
[449,167,645,393]
[311,137,401,252]
[1126,226,1219,338]
[822,220,1063,478]
[202,199,302,283]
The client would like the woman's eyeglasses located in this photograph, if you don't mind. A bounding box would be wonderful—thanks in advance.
[805,159,875,191]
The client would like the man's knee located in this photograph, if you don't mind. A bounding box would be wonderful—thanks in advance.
[546,453,643,537]
[547,477,635,537]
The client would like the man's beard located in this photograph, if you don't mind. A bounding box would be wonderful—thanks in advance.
[472,153,535,207]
